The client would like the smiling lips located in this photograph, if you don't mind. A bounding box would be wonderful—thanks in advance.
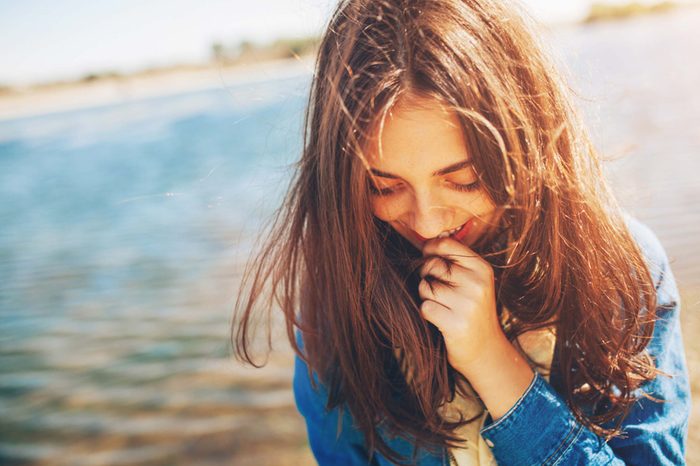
[414,218,474,242]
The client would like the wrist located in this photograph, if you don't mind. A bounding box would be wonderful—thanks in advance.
[456,336,536,421]
[456,333,516,378]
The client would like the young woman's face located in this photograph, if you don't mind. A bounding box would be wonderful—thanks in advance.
[366,96,500,250]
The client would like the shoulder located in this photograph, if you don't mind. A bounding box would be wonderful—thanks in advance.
[292,330,335,429]
[621,213,682,357]
[621,212,672,290]
[293,329,323,398]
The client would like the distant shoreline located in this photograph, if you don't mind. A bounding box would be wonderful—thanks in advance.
[0,55,315,122]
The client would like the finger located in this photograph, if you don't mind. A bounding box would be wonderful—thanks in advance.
[422,237,491,275]
[419,255,456,280]
[419,275,480,311]
[418,275,463,303]
[418,277,438,302]
[419,299,452,329]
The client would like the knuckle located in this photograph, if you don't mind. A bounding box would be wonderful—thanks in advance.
[425,256,440,270]
[422,257,446,278]
[434,258,449,275]
[471,261,491,279]
[434,240,450,255]
[418,279,431,296]
[475,257,492,273]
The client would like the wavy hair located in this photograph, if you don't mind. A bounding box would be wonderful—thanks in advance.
[232,0,664,463]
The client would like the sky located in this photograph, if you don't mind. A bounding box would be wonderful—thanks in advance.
[0,0,683,86]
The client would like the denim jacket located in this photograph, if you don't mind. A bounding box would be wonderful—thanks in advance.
[292,216,691,465]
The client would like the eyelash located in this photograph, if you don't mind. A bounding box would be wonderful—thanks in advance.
[369,180,481,196]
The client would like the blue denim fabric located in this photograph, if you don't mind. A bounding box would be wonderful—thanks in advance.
[292,216,691,465]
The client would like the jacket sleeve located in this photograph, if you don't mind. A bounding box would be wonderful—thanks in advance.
[292,331,381,465]
[478,218,691,466]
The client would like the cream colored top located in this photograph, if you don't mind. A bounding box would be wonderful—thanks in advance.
[393,309,557,466]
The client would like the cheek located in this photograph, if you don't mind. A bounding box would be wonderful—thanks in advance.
[371,198,401,221]
[473,196,501,227]
[462,191,496,215]
[478,194,497,213]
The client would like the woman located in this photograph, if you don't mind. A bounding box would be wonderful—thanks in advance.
[233,0,690,464]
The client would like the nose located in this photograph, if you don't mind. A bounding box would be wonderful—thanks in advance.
[404,191,455,240]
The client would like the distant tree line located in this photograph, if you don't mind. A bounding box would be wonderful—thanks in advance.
[584,1,677,23]
[210,35,321,65]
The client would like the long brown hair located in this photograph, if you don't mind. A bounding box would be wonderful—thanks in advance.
[232,0,664,463]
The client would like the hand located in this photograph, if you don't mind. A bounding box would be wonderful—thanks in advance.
[418,236,508,375]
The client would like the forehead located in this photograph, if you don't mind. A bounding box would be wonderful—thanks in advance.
[365,96,470,174]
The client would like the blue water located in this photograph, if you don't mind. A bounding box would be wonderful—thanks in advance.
[0,75,309,317]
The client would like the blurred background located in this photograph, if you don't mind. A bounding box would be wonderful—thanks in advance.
[1,0,699,464]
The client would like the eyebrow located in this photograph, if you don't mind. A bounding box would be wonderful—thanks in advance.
[369,159,473,179]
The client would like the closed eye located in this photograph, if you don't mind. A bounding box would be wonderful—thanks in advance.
[369,180,481,196]
[447,180,481,193]
[368,183,404,196]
